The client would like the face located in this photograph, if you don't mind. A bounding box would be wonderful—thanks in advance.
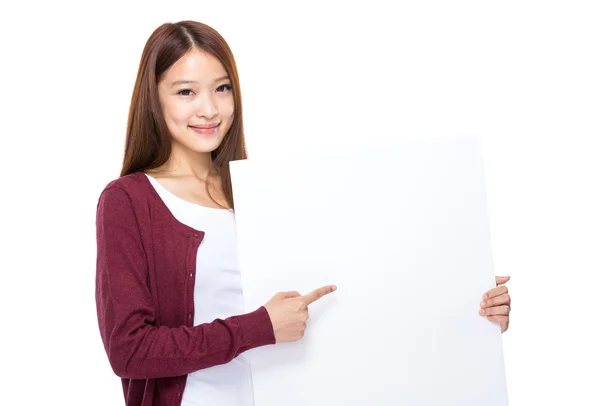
[157,48,234,155]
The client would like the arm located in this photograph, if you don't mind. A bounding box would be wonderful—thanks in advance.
[95,186,275,380]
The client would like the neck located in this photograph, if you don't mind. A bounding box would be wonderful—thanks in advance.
[159,142,214,181]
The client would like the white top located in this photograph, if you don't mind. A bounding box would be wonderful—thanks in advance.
[145,173,254,406]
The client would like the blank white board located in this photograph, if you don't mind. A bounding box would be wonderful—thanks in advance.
[230,135,508,406]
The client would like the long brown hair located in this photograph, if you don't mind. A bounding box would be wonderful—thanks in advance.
[120,21,247,209]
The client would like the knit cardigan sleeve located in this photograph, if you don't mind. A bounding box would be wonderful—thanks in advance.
[95,185,275,380]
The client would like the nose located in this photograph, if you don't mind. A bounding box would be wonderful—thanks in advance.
[194,93,218,119]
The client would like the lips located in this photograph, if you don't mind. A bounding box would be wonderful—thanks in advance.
[189,123,219,135]
[190,123,219,129]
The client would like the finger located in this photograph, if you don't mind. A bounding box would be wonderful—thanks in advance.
[481,293,511,309]
[483,285,509,300]
[486,315,509,333]
[496,275,511,286]
[486,315,508,324]
[479,305,510,317]
[301,285,337,306]
[279,291,301,299]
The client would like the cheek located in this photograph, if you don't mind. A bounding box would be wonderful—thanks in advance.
[164,101,194,125]
[220,99,235,121]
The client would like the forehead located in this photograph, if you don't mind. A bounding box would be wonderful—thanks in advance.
[161,48,228,83]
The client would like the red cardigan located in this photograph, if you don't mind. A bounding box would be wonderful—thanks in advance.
[95,171,275,406]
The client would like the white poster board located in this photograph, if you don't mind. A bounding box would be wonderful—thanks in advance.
[230,135,508,406]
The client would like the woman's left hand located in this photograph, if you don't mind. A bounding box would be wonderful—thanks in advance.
[480,276,511,333]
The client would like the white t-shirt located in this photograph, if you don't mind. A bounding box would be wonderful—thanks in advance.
[145,173,254,406]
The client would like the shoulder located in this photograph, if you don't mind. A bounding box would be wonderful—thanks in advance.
[96,171,150,209]
[102,171,146,193]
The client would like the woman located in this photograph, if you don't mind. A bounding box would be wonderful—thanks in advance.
[95,20,511,406]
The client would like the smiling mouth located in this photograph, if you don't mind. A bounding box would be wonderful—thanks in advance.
[189,124,219,135]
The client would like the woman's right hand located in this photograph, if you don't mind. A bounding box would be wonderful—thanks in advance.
[263,285,337,343]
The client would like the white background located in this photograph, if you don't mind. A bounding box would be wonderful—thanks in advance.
[0,1,598,405]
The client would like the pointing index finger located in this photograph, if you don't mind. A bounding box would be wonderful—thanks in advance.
[301,285,337,306]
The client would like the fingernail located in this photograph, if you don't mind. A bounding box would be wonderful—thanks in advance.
[479,309,486,316]
[483,294,488,299]
[332,286,337,291]
[481,301,486,307]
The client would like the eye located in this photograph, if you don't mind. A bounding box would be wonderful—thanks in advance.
[216,84,232,92]
[177,89,194,96]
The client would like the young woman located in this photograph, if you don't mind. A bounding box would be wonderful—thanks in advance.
[95,20,511,406]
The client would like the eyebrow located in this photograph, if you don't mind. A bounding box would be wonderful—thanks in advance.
[171,76,230,87]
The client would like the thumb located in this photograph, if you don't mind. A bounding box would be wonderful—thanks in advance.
[496,275,511,286]
[278,291,301,299]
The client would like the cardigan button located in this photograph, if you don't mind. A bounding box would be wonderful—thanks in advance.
[189,273,193,278]
[188,313,192,319]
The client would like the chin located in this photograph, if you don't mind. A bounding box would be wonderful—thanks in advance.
[171,128,228,154]
[189,138,225,154]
